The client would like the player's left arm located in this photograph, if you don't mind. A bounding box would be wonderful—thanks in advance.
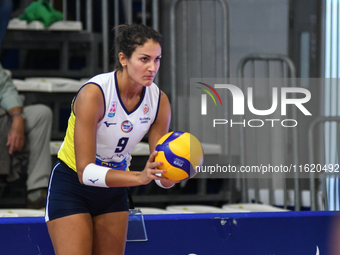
[148,90,171,151]
[148,90,178,188]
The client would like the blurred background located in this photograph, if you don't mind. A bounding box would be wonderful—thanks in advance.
[1,0,338,213]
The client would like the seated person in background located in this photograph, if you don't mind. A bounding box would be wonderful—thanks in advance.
[0,64,52,209]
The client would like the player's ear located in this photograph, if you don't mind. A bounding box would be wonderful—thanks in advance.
[118,52,128,68]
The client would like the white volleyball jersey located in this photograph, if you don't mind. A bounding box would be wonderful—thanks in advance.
[87,71,161,169]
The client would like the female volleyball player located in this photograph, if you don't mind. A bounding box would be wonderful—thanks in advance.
[45,24,176,255]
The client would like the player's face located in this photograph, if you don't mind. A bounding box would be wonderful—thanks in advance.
[126,39,162,87]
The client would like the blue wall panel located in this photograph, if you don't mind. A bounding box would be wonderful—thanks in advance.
[0,211,336,255]
[230,211,334,255]
[126,214,234,255]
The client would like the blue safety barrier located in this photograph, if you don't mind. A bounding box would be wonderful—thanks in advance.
[0,211,337,255]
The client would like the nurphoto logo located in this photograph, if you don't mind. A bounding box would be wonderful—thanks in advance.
[196,82,223,115]
[197,82,312,128]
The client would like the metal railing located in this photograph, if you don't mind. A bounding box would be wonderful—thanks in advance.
[308,116,340,211]
[49,0,160,73]
[170,0,230,133]
[236,54,301,210]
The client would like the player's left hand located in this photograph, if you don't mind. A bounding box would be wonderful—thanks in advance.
[159,178,180,188]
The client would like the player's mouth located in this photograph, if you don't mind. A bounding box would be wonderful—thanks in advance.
[144,75,154,80]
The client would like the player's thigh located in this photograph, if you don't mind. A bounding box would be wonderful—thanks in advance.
[47,213,93,255]
[92,211,129,255]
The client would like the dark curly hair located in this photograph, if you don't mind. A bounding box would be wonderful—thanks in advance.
[113,24,162,71]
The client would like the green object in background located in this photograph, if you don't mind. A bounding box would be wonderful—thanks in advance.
[18,0,63,27]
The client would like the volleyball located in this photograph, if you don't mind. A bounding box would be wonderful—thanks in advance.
[154,131,204,181]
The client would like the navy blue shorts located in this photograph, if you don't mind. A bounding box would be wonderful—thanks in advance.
[45,160,129,222]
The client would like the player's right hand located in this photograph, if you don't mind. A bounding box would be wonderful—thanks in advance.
[139,151,166,185]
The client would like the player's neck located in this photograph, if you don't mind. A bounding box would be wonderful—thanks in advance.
[116,70,144,103]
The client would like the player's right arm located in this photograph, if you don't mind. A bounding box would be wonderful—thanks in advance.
[73,83,103,183]
[73,83,166,187]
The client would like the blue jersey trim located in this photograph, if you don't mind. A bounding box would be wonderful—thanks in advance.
[115,71,146,115]
[72,82,106,120]
[153,88,161,125]
[95,157,128,171]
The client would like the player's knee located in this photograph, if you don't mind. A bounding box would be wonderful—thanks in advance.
[35,105,53,123]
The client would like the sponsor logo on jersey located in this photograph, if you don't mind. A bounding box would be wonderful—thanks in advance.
[121,120,133,133]
[108,101,117,118]
[104,121,116,127]
[139,117,151,124]
[143,104,149,115]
